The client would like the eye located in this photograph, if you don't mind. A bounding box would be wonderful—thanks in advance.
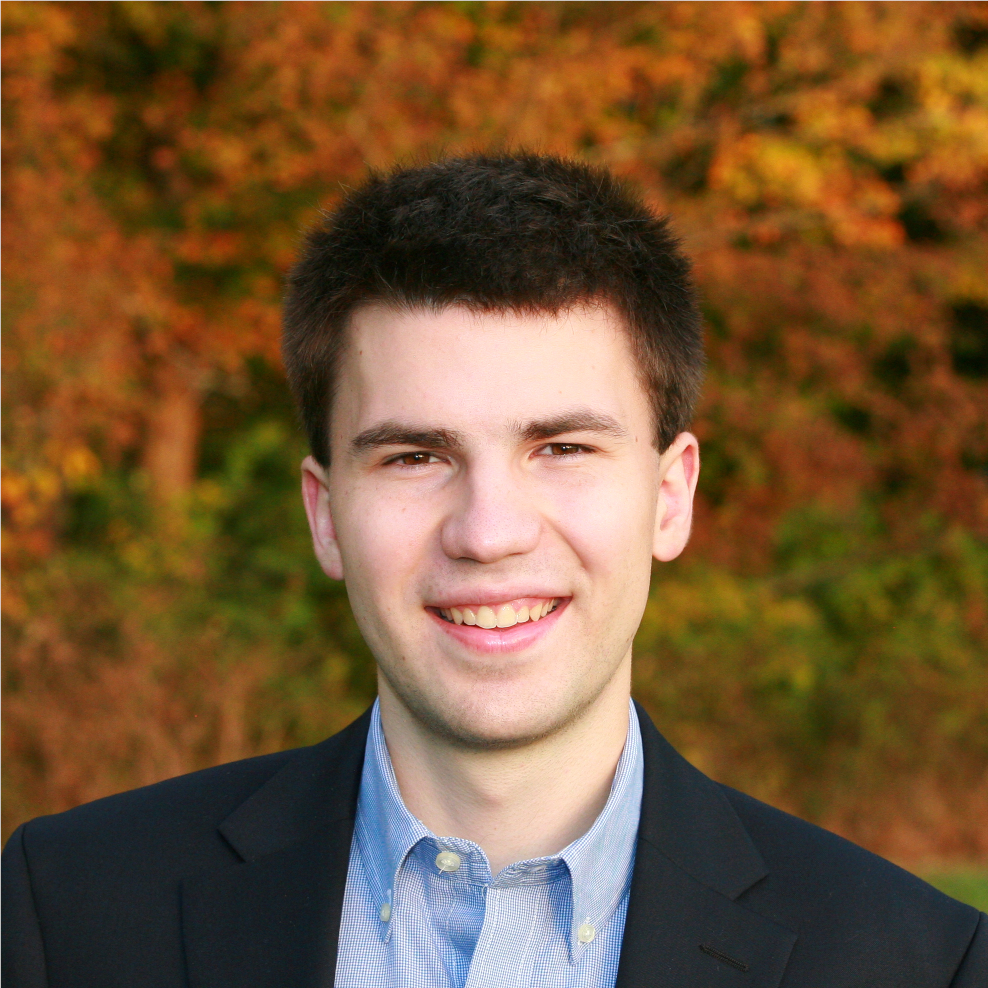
[537,443,594,457]
[386,451,443,467]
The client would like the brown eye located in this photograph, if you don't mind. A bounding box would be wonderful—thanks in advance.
[549,444,584,455]
[393,452,438,466]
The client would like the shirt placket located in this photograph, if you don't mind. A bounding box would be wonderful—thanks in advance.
[463,866,566,988]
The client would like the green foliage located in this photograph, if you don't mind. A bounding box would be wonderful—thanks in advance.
[634,509,988,822]
[922,870,988,912]
[87,412,377,740]
[3,390,374,829]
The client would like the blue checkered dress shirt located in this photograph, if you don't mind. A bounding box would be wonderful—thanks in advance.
[334,699,643,988]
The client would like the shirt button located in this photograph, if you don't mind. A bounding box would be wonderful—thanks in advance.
[577,922,596,944]
[435,851,462,873]
[379,902,391,922]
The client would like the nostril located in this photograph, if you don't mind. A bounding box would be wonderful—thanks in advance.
[439,496,543,564]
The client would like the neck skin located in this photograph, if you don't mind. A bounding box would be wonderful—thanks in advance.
[377,654,633,876]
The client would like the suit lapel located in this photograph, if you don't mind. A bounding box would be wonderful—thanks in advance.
[181,710,371,988]
[615,704,797,987]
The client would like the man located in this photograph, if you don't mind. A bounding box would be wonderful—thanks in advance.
[3,154,986,988]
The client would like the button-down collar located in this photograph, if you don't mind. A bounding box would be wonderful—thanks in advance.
[354,699,643,963]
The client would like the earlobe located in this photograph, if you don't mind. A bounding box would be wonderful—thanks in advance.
[652,433,700,563]
[301,455,345,580]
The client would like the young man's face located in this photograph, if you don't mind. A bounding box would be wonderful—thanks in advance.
[303,303,698,748]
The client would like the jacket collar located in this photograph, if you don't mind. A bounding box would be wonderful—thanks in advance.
[181,709,372,988]
[633,700,766,899]
[182,703,795,988]
[613,702,796,987]
[217,708,371,861]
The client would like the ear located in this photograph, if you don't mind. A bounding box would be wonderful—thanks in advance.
[652,432,700,563]
[301,455,345,580]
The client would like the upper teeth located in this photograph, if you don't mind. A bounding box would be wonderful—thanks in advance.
[439,600,557,629]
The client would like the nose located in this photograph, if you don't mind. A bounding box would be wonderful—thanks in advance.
[440,461,541,563]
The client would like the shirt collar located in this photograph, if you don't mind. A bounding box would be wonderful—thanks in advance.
[354,701,431,924]
[354,698,643,960]
[560,702,642,957]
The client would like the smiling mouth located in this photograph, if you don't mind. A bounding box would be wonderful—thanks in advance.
[432,598,560,629]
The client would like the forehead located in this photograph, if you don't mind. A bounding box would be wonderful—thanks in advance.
[332,303,650,442]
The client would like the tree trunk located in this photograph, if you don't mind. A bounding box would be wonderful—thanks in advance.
[144,363,201,501]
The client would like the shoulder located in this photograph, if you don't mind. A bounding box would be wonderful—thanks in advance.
[721,781,960,911]
[7,709,369,875]
[718,784,987,982]
[3,713,373,985]
[11,747,299,873]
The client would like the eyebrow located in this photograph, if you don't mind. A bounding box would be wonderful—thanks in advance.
[348,408,629,457]
[516,410,629,443]
[349,423,466,456]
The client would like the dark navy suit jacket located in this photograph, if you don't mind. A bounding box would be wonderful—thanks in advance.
[4,703,987,987]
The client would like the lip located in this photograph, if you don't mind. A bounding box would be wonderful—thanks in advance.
[428,598,569,654]
[428,589,566,609]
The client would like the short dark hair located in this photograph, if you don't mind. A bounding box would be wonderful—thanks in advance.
[283,153,703,465]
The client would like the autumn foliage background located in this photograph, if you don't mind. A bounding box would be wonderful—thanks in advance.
[3,1,988,864]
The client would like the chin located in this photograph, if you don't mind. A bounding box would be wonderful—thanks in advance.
[409,684,593,752]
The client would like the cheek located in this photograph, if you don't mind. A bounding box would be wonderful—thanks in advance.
[550,475,657,582]
[334,488,437,596]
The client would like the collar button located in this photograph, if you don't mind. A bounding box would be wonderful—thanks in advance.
[435,850,462,873]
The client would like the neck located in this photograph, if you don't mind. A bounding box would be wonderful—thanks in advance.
[377,663,632,875]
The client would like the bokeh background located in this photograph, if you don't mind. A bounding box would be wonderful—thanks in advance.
[3,1,987,896]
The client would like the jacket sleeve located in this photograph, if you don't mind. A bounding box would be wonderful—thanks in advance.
[949,910,988,988]
[2,823,50,988]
